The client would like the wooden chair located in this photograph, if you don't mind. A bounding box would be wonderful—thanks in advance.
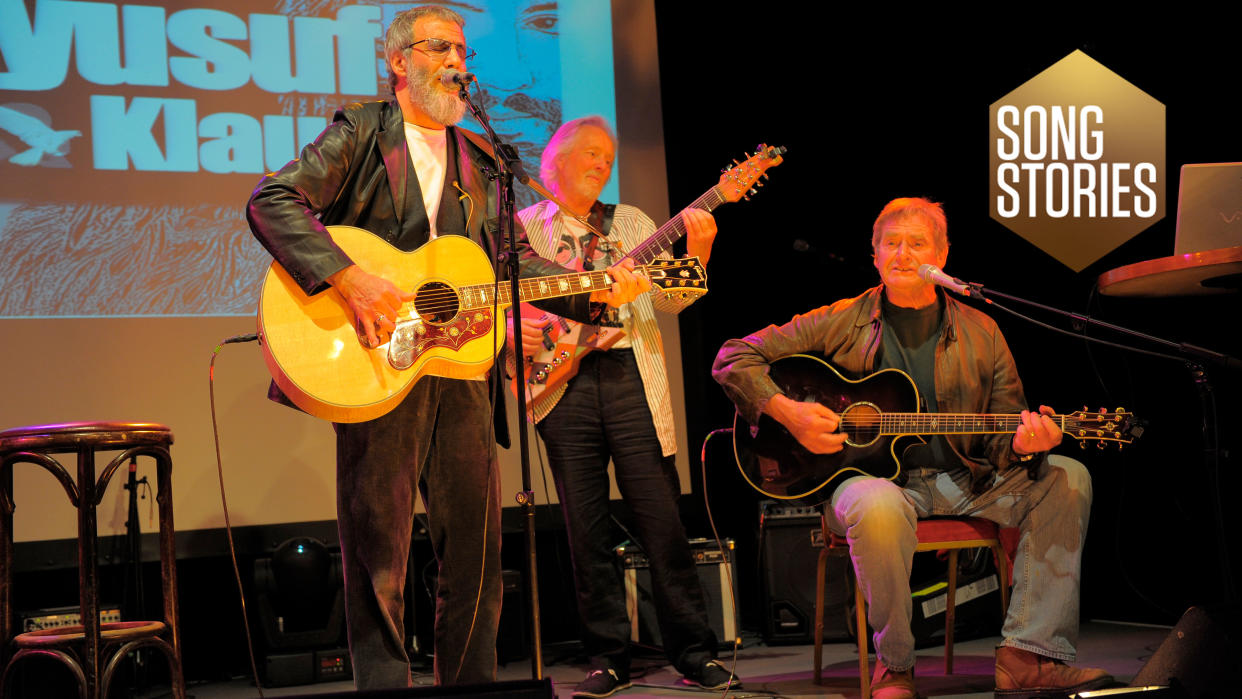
[0,422,184,699]
[812,514,1011,697]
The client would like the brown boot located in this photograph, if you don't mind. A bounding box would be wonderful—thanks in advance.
[871,660,920,699]
[994,646,1112,697]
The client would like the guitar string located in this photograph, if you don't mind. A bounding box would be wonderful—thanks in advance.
[390,263,700,315]
[629,189,723,262]
[376,162,756,315]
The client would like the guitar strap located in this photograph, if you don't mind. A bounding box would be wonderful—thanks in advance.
[580,202,616,270]
[582,202,623,327]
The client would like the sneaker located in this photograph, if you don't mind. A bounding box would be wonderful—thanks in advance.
[681,660,741,690]
[994,646,1113,698]
[572,668,631,698]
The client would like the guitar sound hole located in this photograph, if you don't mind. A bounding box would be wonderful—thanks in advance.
[413,282,459,325]
[841,403,882,447]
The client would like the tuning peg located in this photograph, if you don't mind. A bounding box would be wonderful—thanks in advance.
[733,158,741,166]
[761,173,769,181]
[1099,407,1106,414]
[1115,407,1126,414]
[1079,442,1087,450]
[742,194,750,201]
[755,181,764,188]
[1096,441,1106,450]
[748,188,758,196]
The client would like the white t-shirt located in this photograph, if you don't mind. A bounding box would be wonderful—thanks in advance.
[403,122,448,237]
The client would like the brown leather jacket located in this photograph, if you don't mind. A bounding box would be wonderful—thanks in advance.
[712,285,1029,492]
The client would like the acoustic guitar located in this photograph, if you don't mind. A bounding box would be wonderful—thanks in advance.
[733,354,1139,505]
[257,226,706,423]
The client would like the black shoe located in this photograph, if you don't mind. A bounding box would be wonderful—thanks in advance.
[681,660,741,690]
[572,668,631,698]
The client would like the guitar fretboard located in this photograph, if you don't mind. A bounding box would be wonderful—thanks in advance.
[458,270,614,309]
[626,188,725,264]
[840,413,1071,436]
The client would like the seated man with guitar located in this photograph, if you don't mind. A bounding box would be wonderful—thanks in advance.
[510,116,740,698]
[713,198,1112,699]
[247,7,647,690]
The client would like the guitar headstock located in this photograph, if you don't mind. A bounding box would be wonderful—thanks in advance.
[642,257,708,311]
[718,144,786,203]
[1064,407,1144,449]
[646,257,707,290]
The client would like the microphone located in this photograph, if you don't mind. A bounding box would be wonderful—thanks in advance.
[917,264,972,296]
[438,71,476,88]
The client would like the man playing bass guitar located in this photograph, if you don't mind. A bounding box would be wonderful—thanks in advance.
[712,197,1111,699]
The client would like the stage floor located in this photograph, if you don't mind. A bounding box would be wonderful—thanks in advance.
[185,619,1169,698]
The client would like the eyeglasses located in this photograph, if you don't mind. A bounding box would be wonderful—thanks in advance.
[405,38,476,62]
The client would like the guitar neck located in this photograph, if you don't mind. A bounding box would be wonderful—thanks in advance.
[860,413,1070,436]
[626,188,725,264]
[458,269,618,309]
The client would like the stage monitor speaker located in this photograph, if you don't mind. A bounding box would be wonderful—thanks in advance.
[759,504,852,645]
[1131,605,1239,698]
[616,537,739,650]
[282,677,554,698]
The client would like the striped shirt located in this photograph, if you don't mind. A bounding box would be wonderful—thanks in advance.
[517,200,685,457]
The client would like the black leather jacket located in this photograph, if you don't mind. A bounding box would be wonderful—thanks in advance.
[247,99,588,317]
[713,285,1030,492]
[246,99,588,440]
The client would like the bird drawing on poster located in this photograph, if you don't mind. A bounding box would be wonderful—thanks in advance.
[0,105,82,166]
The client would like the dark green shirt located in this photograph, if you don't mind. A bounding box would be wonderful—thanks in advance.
[878,293,953,470]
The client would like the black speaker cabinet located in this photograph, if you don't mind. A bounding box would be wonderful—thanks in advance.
[1131,605,1239,698]
[615,538,739,650]
[759,504,853,644]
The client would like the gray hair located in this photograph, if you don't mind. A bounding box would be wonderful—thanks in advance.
[539,116,617,187]
[871,197,949,252]
[384,6,465,93]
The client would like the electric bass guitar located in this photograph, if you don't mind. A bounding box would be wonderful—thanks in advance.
[733,354,1140,505]
[257,226,706,423]
[511,144,786,422]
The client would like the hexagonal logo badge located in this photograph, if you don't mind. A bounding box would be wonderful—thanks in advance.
[989,50,1165,271]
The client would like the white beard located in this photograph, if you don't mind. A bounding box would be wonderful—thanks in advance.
[407,64,467,126]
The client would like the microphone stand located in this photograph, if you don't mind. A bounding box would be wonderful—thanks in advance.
[958,279,1239,603]
[453,77,545,679]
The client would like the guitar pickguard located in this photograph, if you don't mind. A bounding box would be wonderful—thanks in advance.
[388,310,495,370]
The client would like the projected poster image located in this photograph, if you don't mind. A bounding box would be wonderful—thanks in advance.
[0,0,616,318]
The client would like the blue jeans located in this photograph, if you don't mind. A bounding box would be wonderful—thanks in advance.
[824,455,1092,671]
[537,349,717,678]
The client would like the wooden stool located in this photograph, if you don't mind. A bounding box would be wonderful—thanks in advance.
[812,514,1011,698]
[0,422,184,699]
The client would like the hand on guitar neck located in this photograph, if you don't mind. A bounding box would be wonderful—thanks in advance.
[327,264,417,349]
[764,393,849,455]
[588,257,650,307]
[1013,405,1063,454]
[681,208,717,266]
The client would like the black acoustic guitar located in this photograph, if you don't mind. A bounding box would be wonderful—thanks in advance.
[732,354,1138,506]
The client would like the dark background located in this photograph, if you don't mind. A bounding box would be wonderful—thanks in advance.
[653,9,1242,627]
